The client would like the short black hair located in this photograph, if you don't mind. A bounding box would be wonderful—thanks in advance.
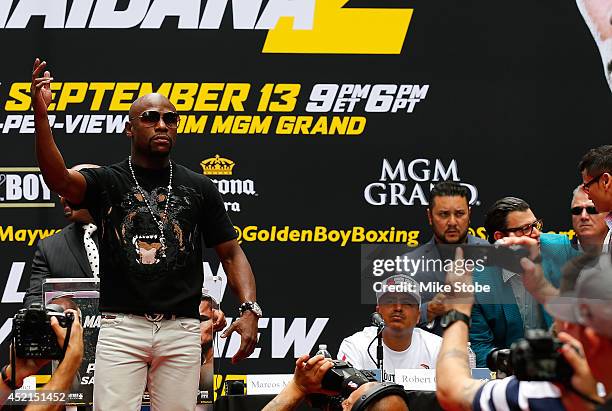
[483,197,530,244]
[578,145,612,176]
[429,181,470,208]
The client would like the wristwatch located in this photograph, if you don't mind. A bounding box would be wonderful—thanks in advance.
[238,301,262,318]
[440,310,471,329]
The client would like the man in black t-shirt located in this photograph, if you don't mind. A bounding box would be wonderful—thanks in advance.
[31,58,260,411]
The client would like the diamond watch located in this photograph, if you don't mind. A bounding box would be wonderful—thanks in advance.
[238,301,262,318]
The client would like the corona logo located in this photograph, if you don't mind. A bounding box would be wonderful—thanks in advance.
[198,156,257,212]
[201,155,235,176]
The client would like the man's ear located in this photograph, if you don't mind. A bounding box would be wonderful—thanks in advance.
[603,172,612,192]
[493,231,505,241]
[124,121,133,138]
[427,208,433,226]
[584,326,603,355]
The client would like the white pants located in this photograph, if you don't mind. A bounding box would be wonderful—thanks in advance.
[93,314,201,411]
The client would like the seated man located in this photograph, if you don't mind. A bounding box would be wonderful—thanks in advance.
[262,354,409,411]
[406,181,488,336]
[0,309,84,411]
[570,185,609,252]
[469,197,577,366]
[338,275,442,382]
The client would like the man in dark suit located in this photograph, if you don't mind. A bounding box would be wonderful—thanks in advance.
[406,181,488,336]
[24,164,99,308]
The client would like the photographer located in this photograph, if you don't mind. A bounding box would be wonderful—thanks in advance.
[436,248,601,411]
[262,354,409,411]
[0,309,84,411]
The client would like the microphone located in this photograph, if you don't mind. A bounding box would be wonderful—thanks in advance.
[371,312,385,329]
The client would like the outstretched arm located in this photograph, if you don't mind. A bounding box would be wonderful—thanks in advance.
[31,58,86,204]
[436,248,485,411]
[214,239,258,364]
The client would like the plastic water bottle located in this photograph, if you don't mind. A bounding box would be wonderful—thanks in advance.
[315,344,333,359]
[467,343,477,369]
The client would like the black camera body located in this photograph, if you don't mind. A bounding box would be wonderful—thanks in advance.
[13,303,73,359]
[487,329,573,384]
[310,360,402,411]
[309,360,377,410]
[320,360,378,397]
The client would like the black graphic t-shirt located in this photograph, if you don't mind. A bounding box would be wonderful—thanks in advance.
[78,159,237,318]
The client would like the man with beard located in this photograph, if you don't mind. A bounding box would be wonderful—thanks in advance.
[31,58,259,411]
[337,275,442,383]
[570,185,609,252]
[406,181,488,336]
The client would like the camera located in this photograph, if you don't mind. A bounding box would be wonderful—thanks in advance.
[13,303,74,359]
[487,329,573,384]
[308,360,377,410]
[309,360,407,411]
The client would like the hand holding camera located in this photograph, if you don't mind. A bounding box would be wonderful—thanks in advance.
[6,303,83,391]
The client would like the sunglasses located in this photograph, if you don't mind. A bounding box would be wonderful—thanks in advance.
[570,206,599,215]
[130,110,180,128]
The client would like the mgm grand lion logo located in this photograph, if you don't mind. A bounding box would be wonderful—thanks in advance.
[118,185,196,266]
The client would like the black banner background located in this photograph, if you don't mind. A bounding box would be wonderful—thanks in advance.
[0,0,610,378]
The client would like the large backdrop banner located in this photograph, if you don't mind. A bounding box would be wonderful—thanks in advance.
[0,0,611,381]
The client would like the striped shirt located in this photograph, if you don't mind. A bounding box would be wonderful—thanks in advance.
[473,376,565,411]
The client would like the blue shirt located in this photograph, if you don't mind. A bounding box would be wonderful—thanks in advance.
[473,377,565,411]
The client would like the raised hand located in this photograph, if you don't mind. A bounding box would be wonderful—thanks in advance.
[31,58,54,111]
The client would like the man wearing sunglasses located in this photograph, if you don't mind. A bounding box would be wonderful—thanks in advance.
[571,185,610,252]
[579,145,612,254]
[468,197,576,366]
[30,58,259,411]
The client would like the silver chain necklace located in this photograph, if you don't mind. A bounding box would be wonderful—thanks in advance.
[128,156,173,258]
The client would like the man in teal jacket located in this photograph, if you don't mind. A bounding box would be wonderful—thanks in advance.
[469,197,577,367]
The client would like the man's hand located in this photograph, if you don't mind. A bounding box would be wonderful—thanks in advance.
[51,309,84,368]
[557,331,602,411]
[292,354,335,395]
[261,354,334,411]
[9,351,49,388]
[212,309,227,332]
[444,247,474,315]
[495,236,558,304]
[31,58,53,112]
[427,293,448,322]
[495,236,540,261]
[200,309,227,346]
[221,311,258,364]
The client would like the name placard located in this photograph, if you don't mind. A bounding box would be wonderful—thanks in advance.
[394,369,436,391]
[247,374,293,395]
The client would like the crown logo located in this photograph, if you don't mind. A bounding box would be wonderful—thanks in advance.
[201,155,235,176]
